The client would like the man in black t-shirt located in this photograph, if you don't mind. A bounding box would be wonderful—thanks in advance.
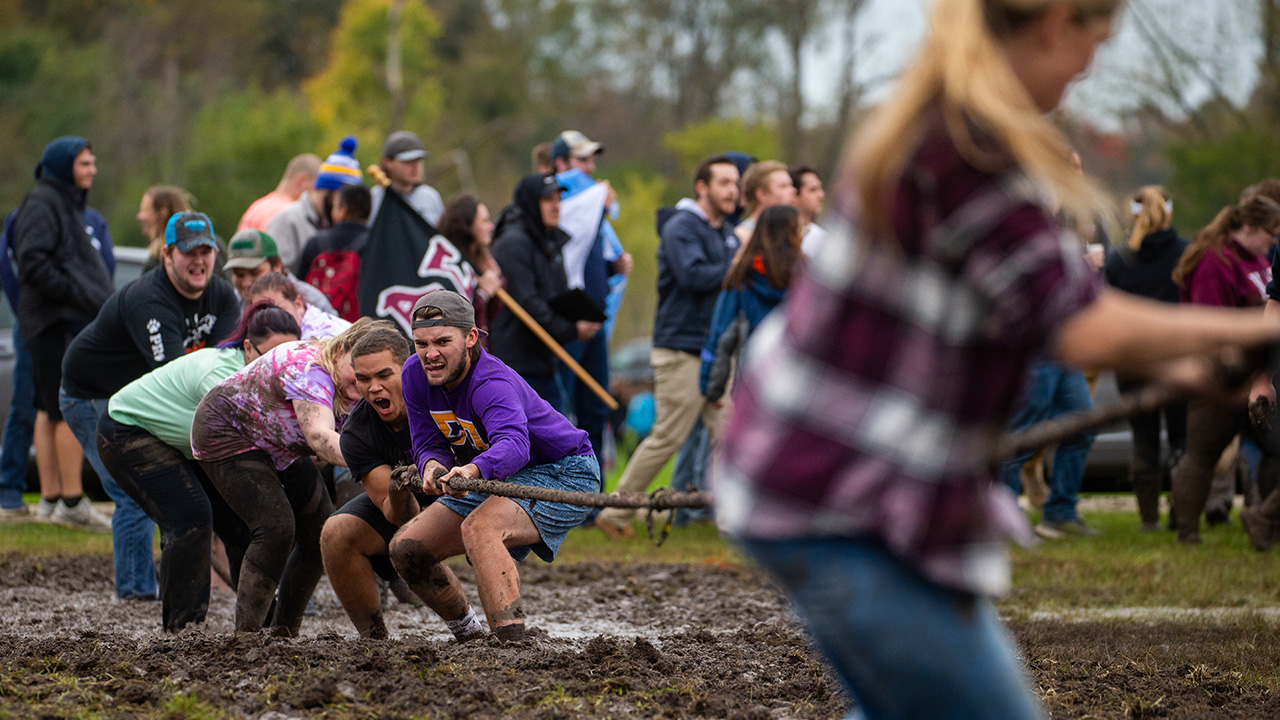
[60,210,240,601]
[321,325,439,639]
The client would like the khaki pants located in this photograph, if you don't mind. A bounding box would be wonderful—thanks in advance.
[600,348,724,525]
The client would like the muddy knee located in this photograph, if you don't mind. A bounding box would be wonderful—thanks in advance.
[320,515,361,565]
[389,535,443,586]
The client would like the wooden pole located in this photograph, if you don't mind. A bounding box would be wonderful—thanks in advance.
[494,287,618,411]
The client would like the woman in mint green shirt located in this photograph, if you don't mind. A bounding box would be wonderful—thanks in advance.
[95,303,299,633]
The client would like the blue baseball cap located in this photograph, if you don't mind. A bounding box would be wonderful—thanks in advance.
[164,211,218,253]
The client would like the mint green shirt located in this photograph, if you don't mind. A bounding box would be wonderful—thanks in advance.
[108,347,245,459]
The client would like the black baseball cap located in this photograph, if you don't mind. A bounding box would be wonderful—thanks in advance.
[411,290,479,332]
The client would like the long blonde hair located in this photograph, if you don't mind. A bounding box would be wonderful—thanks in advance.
[311,317,392,415]
[849,0,1120,238]
[1127,186,1172,251]
[1172,195,1280,289]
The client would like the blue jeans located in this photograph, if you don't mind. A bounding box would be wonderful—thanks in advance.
[557,334,610,474]
[740,536,1047,720]
[1002,361,1095,524]
[60,388,157,599]
[0,328,34,509]
[672,419,712,525]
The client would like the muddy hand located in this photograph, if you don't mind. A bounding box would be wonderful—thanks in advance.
[1250,396,1274,435]
[439,464,480,499]
[390,464,426,493]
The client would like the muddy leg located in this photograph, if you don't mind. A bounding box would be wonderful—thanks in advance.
[389,503,471,626]
[271,459,332,637]
[322,513,393,638]
[200,452,297,632]
[459,497,542,639]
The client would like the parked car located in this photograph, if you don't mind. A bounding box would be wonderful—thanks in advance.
[0,246,152,497]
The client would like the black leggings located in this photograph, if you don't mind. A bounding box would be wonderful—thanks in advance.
[96,415,250,633]
[200,451,332,635]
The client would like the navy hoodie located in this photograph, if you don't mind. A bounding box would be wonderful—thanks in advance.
[1103,227,1187,304]
[11,137,114,339]
[652,199,739,353]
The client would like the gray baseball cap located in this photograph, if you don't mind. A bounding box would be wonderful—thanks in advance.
[411,290,477,331]
[383,131,428,162]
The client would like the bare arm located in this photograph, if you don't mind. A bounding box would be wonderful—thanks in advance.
[1052,288,1280,377]
[293,399,346,466]
[360,464,421,527]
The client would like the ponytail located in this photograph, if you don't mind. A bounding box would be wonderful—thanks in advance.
[1172,195,1280,289]
[848,0,1120,239]
[1127,186,1172,252]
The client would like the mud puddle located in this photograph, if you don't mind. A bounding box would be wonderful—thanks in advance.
[0,553,1275,718]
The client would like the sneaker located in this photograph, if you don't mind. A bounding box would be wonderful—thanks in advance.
[1057,519,1103,537]
[1240,507,1273,552]
[36,498,57,522]
[1036,519,1102,539]
[0,505,30,521]
[1033,522,1066,540]
[51,501,112,532]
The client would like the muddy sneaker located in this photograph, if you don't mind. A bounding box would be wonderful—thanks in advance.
[0,505,30,521]
[52,501,112,532]
[596,517,635,541]
[36,498,57,522]
[1240,507,1273,552]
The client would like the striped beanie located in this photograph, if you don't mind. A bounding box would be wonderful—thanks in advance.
[315,136,363,190]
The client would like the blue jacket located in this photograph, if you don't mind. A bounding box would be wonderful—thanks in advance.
[652,199,739,353]
[699,269,787,395]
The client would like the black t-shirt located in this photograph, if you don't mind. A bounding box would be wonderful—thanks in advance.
[340,400,415,479]
[62,266,241,399]
[340,399,437,508]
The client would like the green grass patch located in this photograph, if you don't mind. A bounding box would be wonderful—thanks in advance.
[1003,509,1280,613]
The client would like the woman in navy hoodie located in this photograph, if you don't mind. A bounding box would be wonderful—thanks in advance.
[1104,186,1188,530]
[700,204,805,401]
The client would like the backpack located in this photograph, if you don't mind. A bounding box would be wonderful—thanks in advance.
[305,249,362,322]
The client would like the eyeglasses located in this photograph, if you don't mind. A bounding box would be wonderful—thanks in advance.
[250,341,264,357]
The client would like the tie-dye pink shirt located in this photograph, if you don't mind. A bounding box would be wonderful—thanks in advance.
[191,341,343,470]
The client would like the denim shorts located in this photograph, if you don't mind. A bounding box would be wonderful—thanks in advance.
[439,454,598,563]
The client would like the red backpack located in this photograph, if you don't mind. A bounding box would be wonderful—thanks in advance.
[305,249,362,322]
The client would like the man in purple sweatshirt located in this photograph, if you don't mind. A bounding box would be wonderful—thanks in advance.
[390,290,598,643]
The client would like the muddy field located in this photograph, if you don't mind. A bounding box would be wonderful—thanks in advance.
[0,553,1275,719]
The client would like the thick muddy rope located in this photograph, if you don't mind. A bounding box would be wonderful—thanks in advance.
[391,465,710,509]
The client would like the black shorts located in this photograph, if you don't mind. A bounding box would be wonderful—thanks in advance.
[332,491,436,581]
[27,320,85,421]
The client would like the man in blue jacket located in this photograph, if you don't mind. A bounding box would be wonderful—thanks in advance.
[595,155,740,539]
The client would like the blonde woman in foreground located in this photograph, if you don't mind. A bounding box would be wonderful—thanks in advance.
[712,1,1280,718]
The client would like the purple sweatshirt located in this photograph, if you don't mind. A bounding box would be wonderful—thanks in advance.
[402,348,593,480]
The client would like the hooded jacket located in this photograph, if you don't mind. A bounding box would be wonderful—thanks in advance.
[11,137,114,339]
[699,264,789,397]
[1103,227,1187,304]
[652,198,739,353]
[488,174,575,379]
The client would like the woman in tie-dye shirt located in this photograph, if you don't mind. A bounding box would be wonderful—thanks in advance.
[192,318,385,636]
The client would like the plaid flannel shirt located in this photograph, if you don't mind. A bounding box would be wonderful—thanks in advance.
[713,121,1100,596]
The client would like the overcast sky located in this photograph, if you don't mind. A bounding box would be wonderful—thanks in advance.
[800,0,1264,132]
